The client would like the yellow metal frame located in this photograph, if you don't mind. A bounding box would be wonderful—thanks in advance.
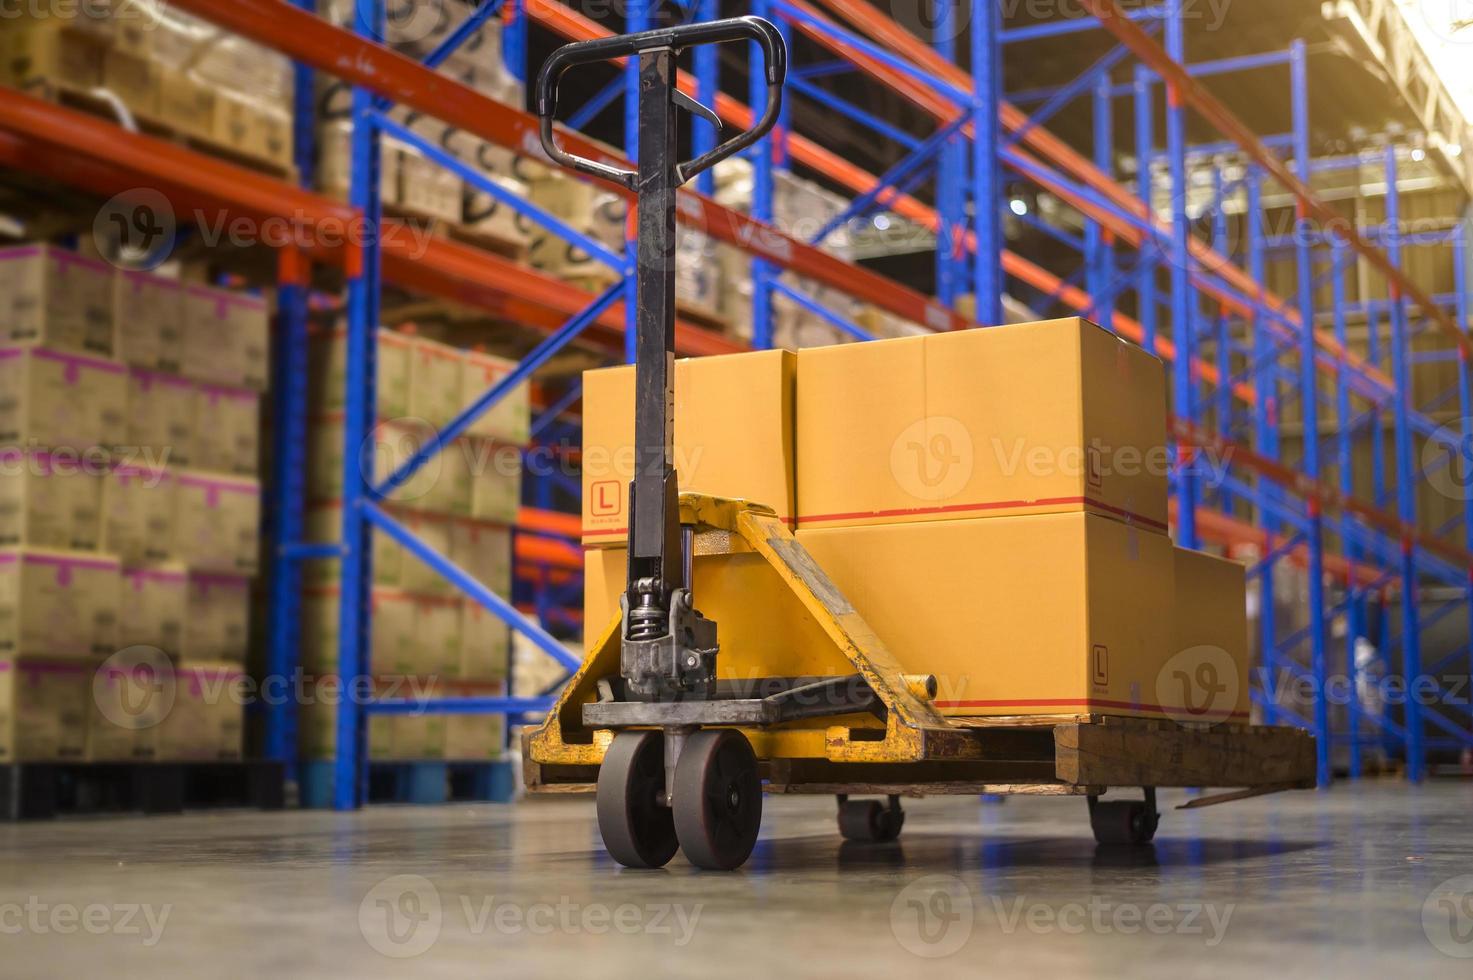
[527,494,982,768]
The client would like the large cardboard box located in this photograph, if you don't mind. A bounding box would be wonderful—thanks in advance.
[398,511,453,596]
[181,286,270,391]
[447,518,512,595]
[1167,547,1250,725]
[460,602,510,682]
[795,512,1185,720]
[406,594,461,678]
[384,679,448,759]
[125,369,195,465]
[193,384,260,475]
[182,572,252,663]
[175,472,260,575]
[444,679,506,760]
[300,585,417,677]
[0,450,102,550]
[307,415,438,508]
[424,437,474,517]
[796,318,1168,531]
[460,351,530,445]
[154,662,245,761]
[101,464,174,565]
[302,500,402,587]
[581,348,796,546]
[86,656,167,762]
[0,245,115,356]
[310,326,412,419]
[157,69,216,141]
[299,698,395,760]
[0,657,90,762]
[118,564,188,659]
[101,48,158,117]
[5,20,109,95]
[0,347,128,451]
[470,440,521,524]
[115,270,186,372]
[409,338,464,428]
[0,549,120,658]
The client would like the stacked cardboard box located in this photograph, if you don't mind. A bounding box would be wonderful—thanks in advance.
[526,172,627,290]
[0,245,266,762]
[580,320,1251,729]
[299,330,526,761]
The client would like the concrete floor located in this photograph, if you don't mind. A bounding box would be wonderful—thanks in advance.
[0,782,1470,978]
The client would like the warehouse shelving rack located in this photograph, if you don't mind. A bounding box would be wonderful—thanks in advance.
[0,0,1468,803]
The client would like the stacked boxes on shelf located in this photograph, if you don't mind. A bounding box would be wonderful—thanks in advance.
[0,2,294,171]
[581,320,1251,732]
[0,244,265,763]
[299,326,527,762]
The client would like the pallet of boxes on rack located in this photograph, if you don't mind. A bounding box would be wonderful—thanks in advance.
[0,243,264,771]
[300,324,529,782]
[0,2,295,176]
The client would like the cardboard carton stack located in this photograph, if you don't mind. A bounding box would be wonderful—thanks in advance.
[526,171,627,292]
[0,244,265,763]
[0,3,294,171]
[299,328,526,761]
[580,319,1251,729]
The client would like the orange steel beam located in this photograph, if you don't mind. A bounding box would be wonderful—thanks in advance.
[1079,0,1473,360]
[1177,502,1386,590]
[0,92,740,358]
[800,0,1401,396]
[166,0,972,336]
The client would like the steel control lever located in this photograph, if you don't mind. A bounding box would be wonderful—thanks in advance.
[536,18,788,701]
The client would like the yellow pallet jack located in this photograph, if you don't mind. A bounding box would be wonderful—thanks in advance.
[528,18,1315,871]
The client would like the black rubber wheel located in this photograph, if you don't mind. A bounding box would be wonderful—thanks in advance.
[672,729,762,870]
[837,799,904,842]
[1089,799,1159,845]
[596,730,678,869]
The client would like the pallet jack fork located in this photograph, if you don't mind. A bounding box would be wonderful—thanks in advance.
[528,19,1316,871]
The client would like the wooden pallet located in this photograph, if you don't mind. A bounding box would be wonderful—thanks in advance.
[0,761,286,820]
[524,714,1316,799]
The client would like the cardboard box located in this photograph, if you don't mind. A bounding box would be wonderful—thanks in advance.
[101,464,174,565]
[209,91,254,155]
[155,662,245,761]
[581,349,796,546]
[299,698,394,760]
[460,350,530,445]
[251,106,294,170]
[460,602,510,682]
[406,594,461,677]
[101,48,158,117]
[86,656,167,762]
[0,657,90,762]
[383,678,447,759]
[464,177,533,247]
[796,512,1182,719]
[0,347,128,451]
[303,500,402,587]
[5,20,108,96]
[307,415,438,507]
[115,270,185,372]
[398,511,453,596]
[444,679,505,760]
[796,318,1168,531]
[182,285,270,391]
[118,564,188,659]
[156,69,216,141]
[448,518,512,595]
[125,369,195,465]
[175,472,260,575]
[409,338,464,428]
[0,450,102,550]
[182,572,251,663]
[310,327,412,419]
[397,147,461,222]
[527,175,625,278]
[194,384,260,475]
[300,585,417,678]
[0,549,120,658]
[1167,547,1250,725]
[0,245,115,356]
[469,440,521,524]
